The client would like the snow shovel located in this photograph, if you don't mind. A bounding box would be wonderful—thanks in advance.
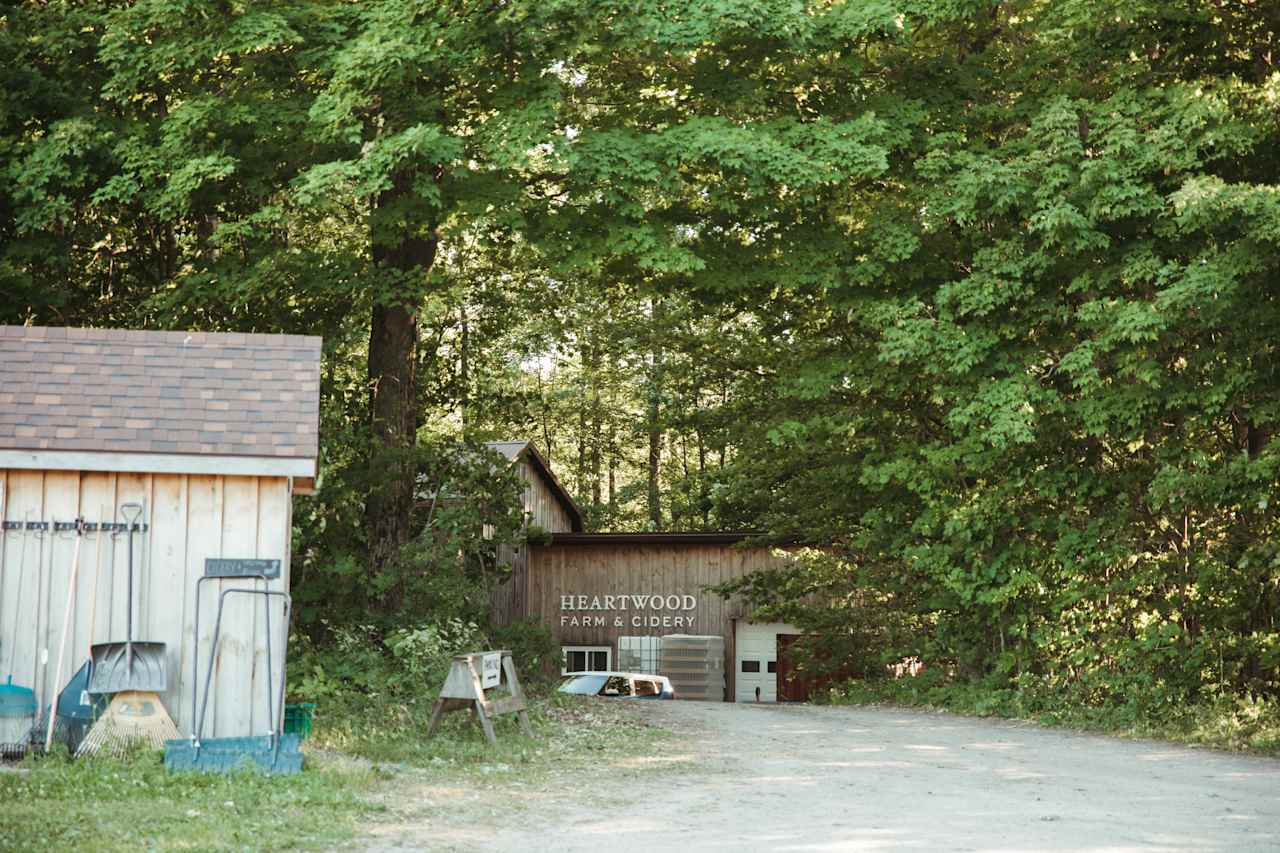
[88,504,167,694]
[165,586,301,775]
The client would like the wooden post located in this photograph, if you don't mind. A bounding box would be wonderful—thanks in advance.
[502,654,533,737]
[426,650,530,746]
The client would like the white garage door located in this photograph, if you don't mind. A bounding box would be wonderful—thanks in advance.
[734,622,801,703]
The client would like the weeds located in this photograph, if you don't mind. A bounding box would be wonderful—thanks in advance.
[826,671,1280,755]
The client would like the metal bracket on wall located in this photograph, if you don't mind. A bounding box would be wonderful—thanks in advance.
[99,522,147,533]
[0,520,144,532]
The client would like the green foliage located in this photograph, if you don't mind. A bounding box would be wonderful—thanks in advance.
[292,438,524,631]
[489,618,561,684]
[288,616,486,703]
[287,617,554,703]
[3,0,1278,728]
[385,618,489,684]
[712,548,932,680]
[306,684,671,772]
[0,676,673,851]
[524,524,553,546]
[702,0,1280,717]
[826,672,1280,755]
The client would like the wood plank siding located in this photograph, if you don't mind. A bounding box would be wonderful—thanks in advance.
[519,542,796,651]
[516,460,575,534]
[490,457,578,628]
[0,469,291,737]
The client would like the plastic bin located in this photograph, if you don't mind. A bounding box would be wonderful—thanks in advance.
[283,703,316,740]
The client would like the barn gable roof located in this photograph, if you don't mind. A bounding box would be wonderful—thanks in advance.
[486,440,584,532]
[0,326,321,484]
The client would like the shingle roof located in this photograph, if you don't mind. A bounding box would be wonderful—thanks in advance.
[0,326,321,464]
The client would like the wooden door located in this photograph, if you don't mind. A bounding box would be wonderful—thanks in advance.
[775,633,811,702]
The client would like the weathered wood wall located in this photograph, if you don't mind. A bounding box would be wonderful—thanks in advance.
[490,459,577,628]
[0,469,291,738]
[522,543,796,650]
[516,460,574,533]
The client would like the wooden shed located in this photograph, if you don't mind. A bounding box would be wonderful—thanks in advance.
[0,325,320,738]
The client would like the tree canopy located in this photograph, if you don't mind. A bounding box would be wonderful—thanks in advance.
[3,0,1277,712]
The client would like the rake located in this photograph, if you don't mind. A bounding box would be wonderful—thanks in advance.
[75,690,180,759]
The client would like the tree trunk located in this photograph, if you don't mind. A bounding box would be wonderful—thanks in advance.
[538,368,554,463]
[698,422,708,528]
[607,406,616,511]
[365,170,437,607]
[459,301,469,429]
[646,298,664,530]
[576,375,587,498]
[588,340,602,512]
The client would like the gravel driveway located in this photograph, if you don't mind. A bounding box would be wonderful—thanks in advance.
[375,701,1280,852]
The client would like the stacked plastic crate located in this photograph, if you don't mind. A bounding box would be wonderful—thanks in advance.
[658,634,725,701]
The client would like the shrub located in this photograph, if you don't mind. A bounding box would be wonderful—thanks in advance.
[385,618,489,687]
[489,618,560,684]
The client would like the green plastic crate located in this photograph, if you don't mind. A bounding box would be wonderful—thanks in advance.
[283,703,316,739]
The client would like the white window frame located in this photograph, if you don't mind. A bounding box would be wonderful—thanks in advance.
[562,645,612,675]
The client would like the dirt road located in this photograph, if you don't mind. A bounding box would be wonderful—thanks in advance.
[370,701,1280,851]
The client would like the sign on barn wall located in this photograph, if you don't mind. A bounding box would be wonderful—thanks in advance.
[558,593,699,629]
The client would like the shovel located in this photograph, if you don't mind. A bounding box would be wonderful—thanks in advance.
[88,503,167,694]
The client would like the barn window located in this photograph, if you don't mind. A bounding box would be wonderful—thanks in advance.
[562,646,611,674]
[617,636,662,673]
[741,660,760,673]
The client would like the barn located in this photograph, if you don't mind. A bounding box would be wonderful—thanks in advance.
[487,441,808,702]
[0,325,320,739]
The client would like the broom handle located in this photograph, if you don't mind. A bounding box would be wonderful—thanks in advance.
[46,519,84,752]
[6,515,29,679]
[87,507,106,653]
[121,503,141,647]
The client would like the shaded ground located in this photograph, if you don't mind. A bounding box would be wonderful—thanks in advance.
[365,701,1280,852]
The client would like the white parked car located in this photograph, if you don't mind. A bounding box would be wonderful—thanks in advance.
[558,671,675,700]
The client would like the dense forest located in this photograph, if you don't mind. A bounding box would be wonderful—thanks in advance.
[2,1,1277,721]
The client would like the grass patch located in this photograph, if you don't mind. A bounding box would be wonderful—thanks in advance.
[0,749,382,851]
[308,687,676,781]
[825,672,1280,755]
[1,687,679,850]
